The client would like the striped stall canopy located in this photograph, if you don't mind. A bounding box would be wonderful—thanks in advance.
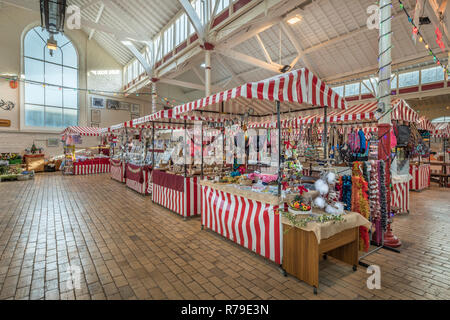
[432,122,450,138]
[417,117,436,132]
[252,99,418,129]
[391,99,419,123]
[134,110,227,125]
[61,126,104,137]
[169,68,347,117]
[105,68,347,132]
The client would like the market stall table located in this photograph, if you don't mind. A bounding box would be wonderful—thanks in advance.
[152,169,201,218]
[201,180,283,264]
[409,163,430,191]
[125,163,151,195]
[428,161,449,188]
[110,158,126,183]
[281,211,371,294]
[73,158,110,175]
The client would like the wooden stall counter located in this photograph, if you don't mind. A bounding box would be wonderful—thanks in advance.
[281,211,371,294]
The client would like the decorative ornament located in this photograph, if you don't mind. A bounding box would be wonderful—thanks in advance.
[9,80,18,89]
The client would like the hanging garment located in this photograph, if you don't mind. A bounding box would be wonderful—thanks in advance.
[358,129,366,154]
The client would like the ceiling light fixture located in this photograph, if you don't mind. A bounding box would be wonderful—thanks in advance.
[287,14,302,25]
[47,35,58,51]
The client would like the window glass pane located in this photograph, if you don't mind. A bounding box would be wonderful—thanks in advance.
[45,107,63,128]
[24,27,79,129]
[45,47,62,65]
[45,63,62,85]
[24,29,45,60]
[344,83,359,97]
[25,57,44,82]
[63,67,78,88]
[25,83,44,105]
[34,27,50,40]
[421,67,444,84]
[218,0,230,12]
[54,33,70,47]
[63,89,78,109]
[64,108,78,127]
[45,86,63,107]
[25,104,44,127]
[360,80,372,94]
[391,76,397,89]
[62,42,77,68]
[398,71,419,88]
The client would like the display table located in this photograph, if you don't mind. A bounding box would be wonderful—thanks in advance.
[24,154,45,172]
[73,158,110,175]
[200,180,282,264]
[409,163,430,191]
[281,212,371,293]
[125,163,151,195]
[110,159,126,183]
[152,170,201,218]
[391,175,411,214]
[429,162,449,188]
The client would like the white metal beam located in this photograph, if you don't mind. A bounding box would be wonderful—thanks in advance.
[179,0,205,42]
[219,49,283,74]
[207,0,221,32]
[255,34,273,64]
[279,21,313,70]
[122,41,152,75]
[159,78,218,91]
[193,67,205,85]
[89,2,105,40]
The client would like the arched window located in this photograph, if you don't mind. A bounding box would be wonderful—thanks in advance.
[23,27,78,128]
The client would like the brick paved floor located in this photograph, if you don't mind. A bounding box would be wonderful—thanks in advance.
[0,173,449,300]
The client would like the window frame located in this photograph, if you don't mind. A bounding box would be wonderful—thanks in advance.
[20,25,80,132]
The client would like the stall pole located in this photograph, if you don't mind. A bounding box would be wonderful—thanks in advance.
[201,121,204,179]
[184,120,187,177]
[152,125,155,168]
[277,100,281,197]
[323,106,328,160]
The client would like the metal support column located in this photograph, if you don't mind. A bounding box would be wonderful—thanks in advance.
[277,101,281,197]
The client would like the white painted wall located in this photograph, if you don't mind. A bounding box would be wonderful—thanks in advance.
[0,4,151,159]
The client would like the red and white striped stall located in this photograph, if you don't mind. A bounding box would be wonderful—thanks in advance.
[152,170,201,218]
[125,163,151,195]
[73,158,110,175]
[105,68,347,262]
[409,163,431,191]
[432,122,450,139]
[62,126,104,137]
[166,68,346,262]
[201,182,282,264]
[61,126,111,175]
[391,175,410,214]
[110,159,126,183]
